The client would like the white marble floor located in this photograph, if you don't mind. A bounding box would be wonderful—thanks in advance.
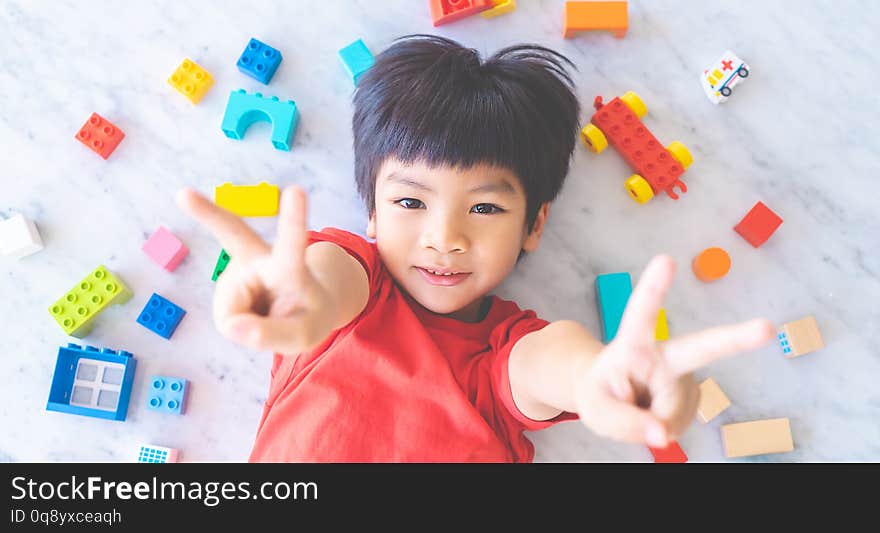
[1,0,877,462]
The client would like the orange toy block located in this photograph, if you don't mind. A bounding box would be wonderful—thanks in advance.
[692,247,731,282]
[697,378,731,423]
[563,1,628,39]
[721,418,794,458]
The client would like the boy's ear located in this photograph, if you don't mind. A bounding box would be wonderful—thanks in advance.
[366,210,376,239]
[522,202,550,252]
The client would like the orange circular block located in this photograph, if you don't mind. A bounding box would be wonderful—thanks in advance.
[692,247,731,282]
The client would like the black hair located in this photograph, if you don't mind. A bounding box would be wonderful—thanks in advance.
[352,34,581,233]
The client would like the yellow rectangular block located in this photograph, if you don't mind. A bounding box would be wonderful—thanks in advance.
[779,315,824,358]
[168,58,214,104]
[215,183,280,217]
[697,377,731,423]
[721,418,794,458]
[655,308,669,341]
[481,0,516,18]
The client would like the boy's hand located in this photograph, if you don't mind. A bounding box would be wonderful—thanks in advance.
[176,186,338,355]
[573,255,775,448]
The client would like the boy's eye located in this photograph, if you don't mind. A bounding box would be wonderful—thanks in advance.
[471,203,504,215]
[395,198,424,209]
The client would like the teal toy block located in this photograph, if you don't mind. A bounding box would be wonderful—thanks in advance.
[338,39,375,86]
[146,375,189,415]
[220,89,299,151]
[595,272,632,343]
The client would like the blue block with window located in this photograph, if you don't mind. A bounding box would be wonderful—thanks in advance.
[46,343,137,421]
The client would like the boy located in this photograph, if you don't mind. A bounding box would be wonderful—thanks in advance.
[177,36,774,462]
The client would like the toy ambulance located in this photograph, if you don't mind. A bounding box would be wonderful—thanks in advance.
[701,50,750,104]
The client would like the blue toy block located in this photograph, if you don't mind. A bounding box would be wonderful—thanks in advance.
[595,272,633,343]
[338,39,375,86]
[146,375,189,415]
[136,293,186,339]
[220,89,299,151]
[236,38,282,85]
[46,343,137,422]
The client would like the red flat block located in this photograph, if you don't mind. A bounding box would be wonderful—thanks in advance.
[76,113,125,160]
[734,201,783,247]
[649,441,688,463]
[429,0,493,26]
[592,97,685,199]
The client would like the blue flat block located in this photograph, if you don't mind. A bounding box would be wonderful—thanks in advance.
[221,89,299,151]
[595,272,633,343]
[236,38,282,85]
[338,39,375,85]
[46,343,137,421]
[137,293,186,339]
[146,375,189,415]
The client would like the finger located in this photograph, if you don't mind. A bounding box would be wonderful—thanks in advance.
[222,311,316,355]
[582,391,669,447]
[271,186,309,281]
[176,187,270,260]
[650,375,699,439]
[660,318,776,376]
[616,255,675,346]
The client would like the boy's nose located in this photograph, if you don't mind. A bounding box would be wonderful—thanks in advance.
[419,220,468,254]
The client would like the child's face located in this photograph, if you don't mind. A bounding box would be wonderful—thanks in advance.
[367,158,548,322]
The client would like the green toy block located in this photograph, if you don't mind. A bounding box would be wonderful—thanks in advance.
[212,248,230,282]
[48,265,132,338]
[595,272,632,343]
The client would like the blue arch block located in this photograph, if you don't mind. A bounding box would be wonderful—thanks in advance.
[220,89,299,151]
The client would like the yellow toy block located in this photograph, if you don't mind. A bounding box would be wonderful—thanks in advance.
[168,58,214,104]
[721,418,794,458]
[214,182,280,217]
[481,0,516,18]
[697,377,731,423]
[655,308,669,341]
[48,265,132,338]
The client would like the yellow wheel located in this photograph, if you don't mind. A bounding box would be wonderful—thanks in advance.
[666,141,693,169]
[625,174,654,204]
[620,91,647,118]
[580,123,608,154]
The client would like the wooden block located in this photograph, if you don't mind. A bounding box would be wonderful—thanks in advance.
[563,1,628,39]
[778,315,824,358]
[697,377,731,423]
[721,418,794,458]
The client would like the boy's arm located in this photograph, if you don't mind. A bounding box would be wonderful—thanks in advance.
[305,241,370,334]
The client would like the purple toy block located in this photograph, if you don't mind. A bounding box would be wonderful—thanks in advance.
[142,226,188,271]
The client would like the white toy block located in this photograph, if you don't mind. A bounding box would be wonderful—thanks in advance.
[701,50,750,104]
[0,213,44,258]
[137,444,179,463]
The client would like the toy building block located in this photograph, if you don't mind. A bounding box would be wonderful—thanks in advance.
[237,38,283,85]
[563,1,628,39]
[0,213,43,259]
[338,39,375,86]
[220,89,299,151]
[142,226,188,272]
[721,418,794,458]
[46,343,137,422]
[137,293,186,339]
[692,247,731,282]
[648,441,688,463]
[429,0,493,26]
[48,265,132,338]
[75,113,125,160]
[212,248,231,281]
[146,375,189,415]
[596,272,632,343]
[697,377,731,423]
[214,182,280,217]
[481,0,516,18]
[167,58,214,104]
[734,201,783,248]
[778,315,824,358]
[655,308,669,341]
[581,92,692,204]
[701,50,751,104]
[137,444,179,463]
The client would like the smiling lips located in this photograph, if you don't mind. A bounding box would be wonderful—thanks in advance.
[416,266,471,286]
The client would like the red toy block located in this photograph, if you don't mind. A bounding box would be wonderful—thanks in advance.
[734,201,783,247]
[76,113,125,160]
[649,441,688,463]
[429,0,493,26]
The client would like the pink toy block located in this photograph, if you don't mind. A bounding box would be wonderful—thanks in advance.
[142,226,188,271]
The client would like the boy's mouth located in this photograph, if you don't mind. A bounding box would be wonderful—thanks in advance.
[415,266,471,287]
